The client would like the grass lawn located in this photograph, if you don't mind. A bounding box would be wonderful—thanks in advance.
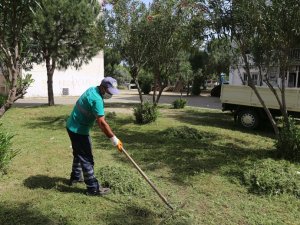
[0,103,299,225]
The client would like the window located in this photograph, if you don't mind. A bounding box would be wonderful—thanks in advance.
[243,73,248,82]
[243,73,258,85]
[252,74,258,85]
[288,73,296,87]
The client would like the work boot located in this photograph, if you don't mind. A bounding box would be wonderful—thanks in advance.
[68,177,84,186]
[86,187,111,196]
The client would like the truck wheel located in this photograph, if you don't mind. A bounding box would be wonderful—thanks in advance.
[238,109,259,129]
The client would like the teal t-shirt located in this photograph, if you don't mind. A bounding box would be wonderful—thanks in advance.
[66,87,104,135]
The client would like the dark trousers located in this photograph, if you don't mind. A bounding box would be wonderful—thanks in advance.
[67,128,99,191]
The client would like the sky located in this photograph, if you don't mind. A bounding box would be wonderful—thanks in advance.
[142,0,152,5]
[103,0,153,10]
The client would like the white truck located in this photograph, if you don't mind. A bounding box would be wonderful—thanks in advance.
[220,85,300,129]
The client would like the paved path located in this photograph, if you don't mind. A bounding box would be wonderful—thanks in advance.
[15,90,222,109]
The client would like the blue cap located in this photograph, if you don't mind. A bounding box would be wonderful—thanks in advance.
[101,77,119,95]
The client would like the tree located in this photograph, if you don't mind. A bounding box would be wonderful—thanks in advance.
[253,0,300,127]
[206,37,233,82]
[208,0,300,138]
[189,48,209,89]
[0,0,37,118]
[144,0,204,105]
[30,0,104,106]
[170,51,193,95]
[104,47,121,79]
[104,0,149,104]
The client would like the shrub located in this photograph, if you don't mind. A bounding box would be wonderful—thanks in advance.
[105,111,117,120]
[191,70,203,96]
[138,71,153,95]
[276,117,300,161]
[96,165,149,196]
[0,124,18,174]
[133,102,158,124]
[141,82,151,95]
[243,158,300,198]
[162,126,202,140]
[172,98,187,109]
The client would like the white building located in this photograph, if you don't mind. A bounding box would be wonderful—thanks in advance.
[229,49,300,88]
[25,52,104,97]
[0,52,104,97]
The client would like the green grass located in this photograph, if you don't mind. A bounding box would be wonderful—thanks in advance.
[0,104,299,225]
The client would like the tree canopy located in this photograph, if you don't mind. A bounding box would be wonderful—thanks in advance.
[207,0,300,136]
[30,0,104,105]
[0,0,38,118]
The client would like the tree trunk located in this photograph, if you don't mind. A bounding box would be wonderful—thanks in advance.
[279,68,289,126]
[134,78,143,104]
[241,52,280,137]
[129,66,143,104]
[152,75,158,105]
[46,57,56,106]
[0,42,20,118]
[0,69,18,118]
[155,83,167,105]
[186,79,190,96]
[0,93,15,118]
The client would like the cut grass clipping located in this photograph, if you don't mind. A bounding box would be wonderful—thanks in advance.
[161,126,203,140]
[97,165,150,196]
[243,158,300,198]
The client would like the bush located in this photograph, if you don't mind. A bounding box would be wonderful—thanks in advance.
[162,126,203,140]
[138,71,153,95]
[276,118,300,161]
[243,158,300,198]
[133,102,158,124]
[0,124,18,174]
[96,165,149,196]
[172,98,187,109]
[191,70,203,96]
[105,111,117,120]
[141,82,151,95]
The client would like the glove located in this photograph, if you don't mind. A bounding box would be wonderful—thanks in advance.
[110,136,123,152]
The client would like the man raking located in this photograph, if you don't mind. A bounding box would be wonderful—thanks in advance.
[66,77,122,196]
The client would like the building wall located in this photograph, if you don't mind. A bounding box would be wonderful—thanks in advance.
[229,63,300,88]
[24,52,104,97]
[0,73,6,95]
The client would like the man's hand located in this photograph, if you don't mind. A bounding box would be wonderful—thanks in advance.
[110,136,123,152]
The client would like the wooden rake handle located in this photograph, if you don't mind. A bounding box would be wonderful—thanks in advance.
[121,147,174,210]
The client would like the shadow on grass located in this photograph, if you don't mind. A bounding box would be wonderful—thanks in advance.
[92,119,274,185]
[104,204,159,225]
[23,106,133,130]
[24,115,69,130]
[167,109,275,138]
[0,202,69,225]
[22,108,276,186]
[23,175,83,194]
[13,103,50,108]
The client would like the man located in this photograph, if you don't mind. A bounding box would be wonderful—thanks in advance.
[66,77,123,196]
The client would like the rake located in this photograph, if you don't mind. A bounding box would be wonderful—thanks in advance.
[121,146,174,210]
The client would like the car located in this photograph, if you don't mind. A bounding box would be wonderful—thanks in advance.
[125,80,137,90]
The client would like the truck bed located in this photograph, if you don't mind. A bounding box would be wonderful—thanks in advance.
[220,85,300,113]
